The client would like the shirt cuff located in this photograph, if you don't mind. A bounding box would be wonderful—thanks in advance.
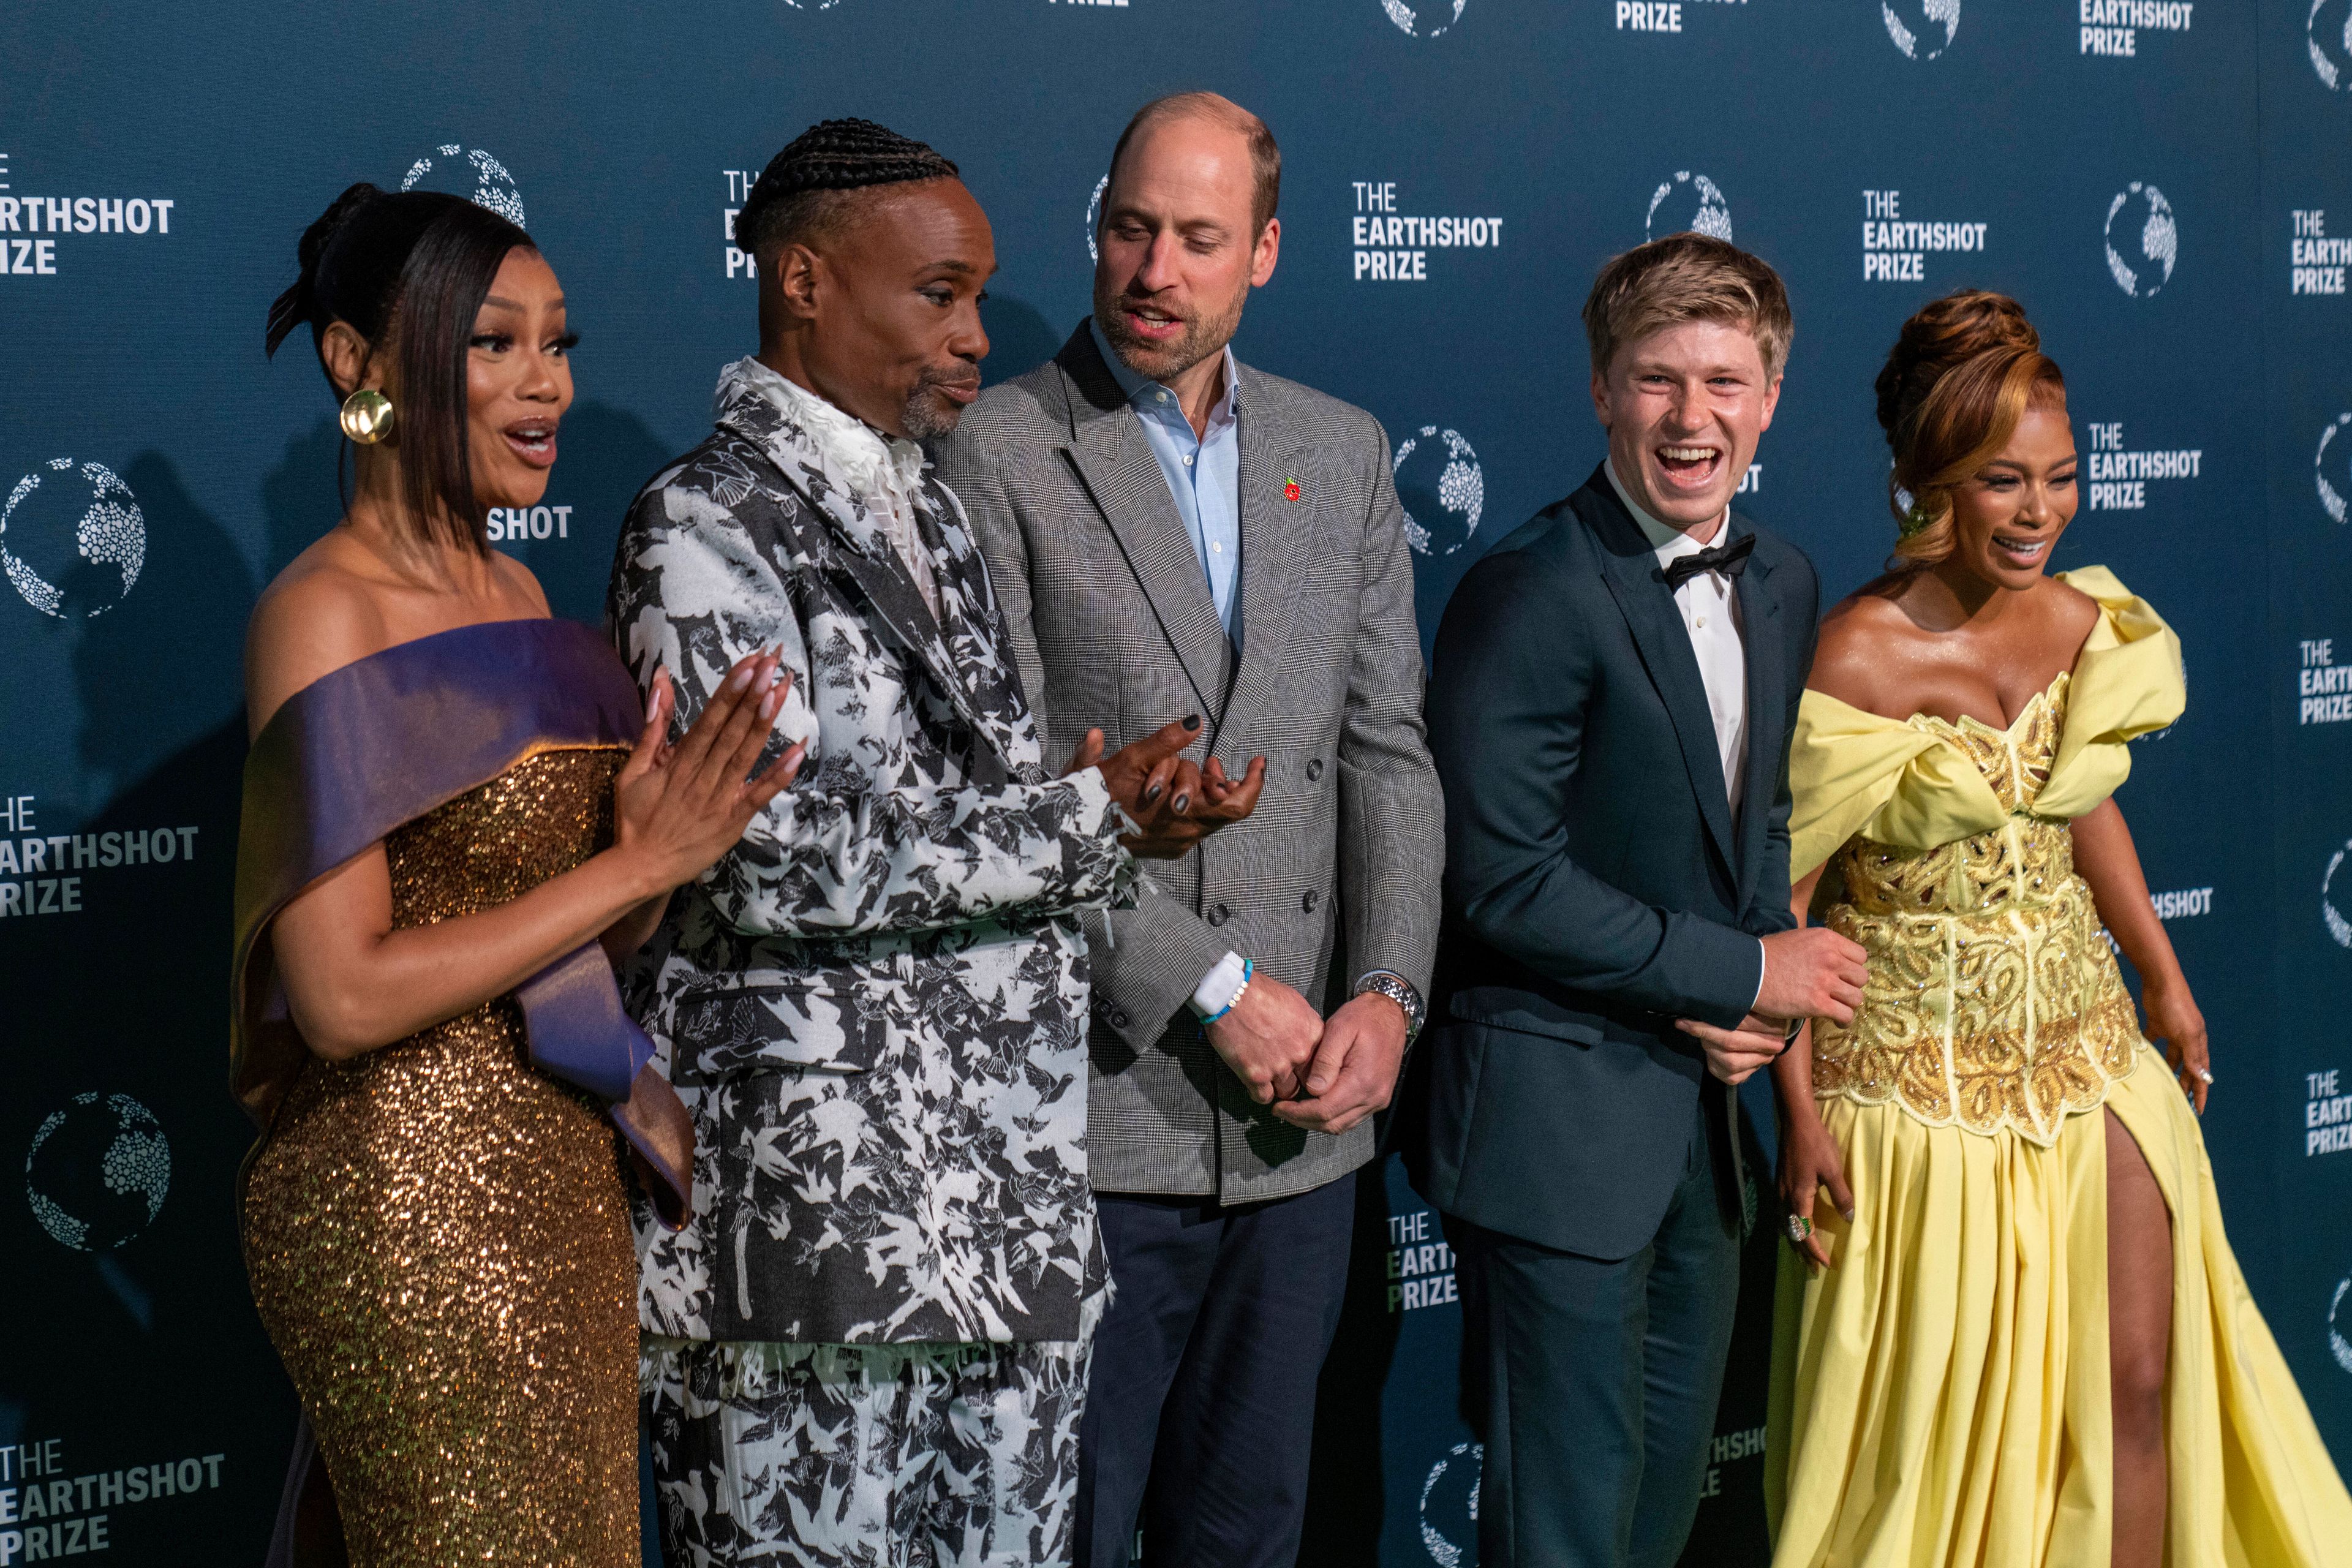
[1751,938,1768,1013]
[1189,951,1250,1018]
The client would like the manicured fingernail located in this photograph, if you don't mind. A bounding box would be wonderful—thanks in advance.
[728,665,754,690]
[1173,793,1189,813]
[1184,715,1200,730]
[1144,782,1162,802]
[760,690,781,718]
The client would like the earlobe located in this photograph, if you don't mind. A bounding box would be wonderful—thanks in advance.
[1252,219,1281,287]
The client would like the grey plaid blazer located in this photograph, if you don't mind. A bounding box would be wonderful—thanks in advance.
[932,324,1443,1203]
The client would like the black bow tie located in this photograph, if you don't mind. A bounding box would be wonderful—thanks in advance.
[1661,531,1755,592]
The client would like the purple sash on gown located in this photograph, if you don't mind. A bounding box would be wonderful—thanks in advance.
[235,619,689,1566]
[229,616,692,1226]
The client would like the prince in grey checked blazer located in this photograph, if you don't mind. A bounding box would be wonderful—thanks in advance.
[932,92,1442,1568]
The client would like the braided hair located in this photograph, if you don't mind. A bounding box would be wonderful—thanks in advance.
[733,119,960,262]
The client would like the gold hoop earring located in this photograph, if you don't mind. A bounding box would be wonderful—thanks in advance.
[340,387,394,445]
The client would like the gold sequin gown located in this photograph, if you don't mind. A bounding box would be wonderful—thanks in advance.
[1765,570,2352,1567]
[242,748,641,1567]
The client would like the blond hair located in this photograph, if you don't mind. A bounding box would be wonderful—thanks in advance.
[1582,232,1793,382]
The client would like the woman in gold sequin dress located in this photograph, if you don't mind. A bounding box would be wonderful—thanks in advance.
[233,186,801,1567]
[1764,293,2352,1568]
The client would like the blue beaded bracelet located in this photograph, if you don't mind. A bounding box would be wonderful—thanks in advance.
[1204,957,1254,1024]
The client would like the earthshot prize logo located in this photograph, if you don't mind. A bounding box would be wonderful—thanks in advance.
[2104,183,2177,297]
[25,1092,170,1252]
[2311,0,2352,89]
[400,145,524,226]
[2,459,145,619]
[2326,839,2352,948]
[1419,1442,1482,1567]
[1394,427,1485,557]
[0,148,178,279]
[2079,0,2193,58]
[1882,0,1960,59]
[1087,174,1109,262]
[1382,0,1467,38]
[2318,413,2352,524]
[1861,189,1988,282]
[1351,181,1505,283]
[1648,172,1733,243]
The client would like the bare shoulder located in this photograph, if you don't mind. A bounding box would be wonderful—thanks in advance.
[486,549,552,617]
[2042,575,2101,645]
[244,546,391,737]
[1808,578,1918,712]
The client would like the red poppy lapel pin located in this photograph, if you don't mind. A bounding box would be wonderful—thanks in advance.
[1283,477,1302,503]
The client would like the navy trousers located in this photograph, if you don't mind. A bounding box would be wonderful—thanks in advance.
[1451,1088,1743,1568]
[1075,1178,1356,1568]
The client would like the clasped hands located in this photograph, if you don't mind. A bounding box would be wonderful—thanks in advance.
[1673,925,1870,1086]
[1208,974,1406,1137]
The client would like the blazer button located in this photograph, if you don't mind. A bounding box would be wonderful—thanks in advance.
[1305,758,1325,782]
[1207,903,1231,927]
[1303,890,1321,912]
[1111,1006,1131,1028]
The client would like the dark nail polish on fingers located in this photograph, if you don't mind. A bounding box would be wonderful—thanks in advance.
[1183,715,1200,730]
[1173,794,1189,813]
[1144,783,1163,802]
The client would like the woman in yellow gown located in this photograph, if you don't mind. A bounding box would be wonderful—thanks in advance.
[1764,291,2352,1567]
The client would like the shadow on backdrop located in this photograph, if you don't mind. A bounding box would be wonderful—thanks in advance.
[982,295,1063,385]
[0,450,294,1560]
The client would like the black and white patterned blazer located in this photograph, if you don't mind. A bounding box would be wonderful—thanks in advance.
[607,357,1131,1346]
[932,325,1444,1204]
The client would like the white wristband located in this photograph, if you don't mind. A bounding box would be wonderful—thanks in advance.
[1190,951,1250,1019]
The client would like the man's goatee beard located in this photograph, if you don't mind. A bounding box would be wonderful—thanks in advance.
[902,378,976,442]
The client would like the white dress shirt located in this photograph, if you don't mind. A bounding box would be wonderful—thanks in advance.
[1605,461,1768,1012]
[1605,461,1749,812]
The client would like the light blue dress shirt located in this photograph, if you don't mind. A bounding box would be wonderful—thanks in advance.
[1091,317,1243,646]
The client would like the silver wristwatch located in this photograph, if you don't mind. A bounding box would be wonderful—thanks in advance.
[1354,971,1426,1047]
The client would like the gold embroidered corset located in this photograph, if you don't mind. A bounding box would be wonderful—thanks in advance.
[1809,674,2146,1143]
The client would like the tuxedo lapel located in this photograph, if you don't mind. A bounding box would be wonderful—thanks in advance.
[1585,476,1739,877]
[1218,368,1311,752]
[1731,525,1783,908]
[1055,330,1231,722]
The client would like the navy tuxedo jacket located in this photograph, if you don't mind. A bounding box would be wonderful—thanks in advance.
[1403,466,1819,1261]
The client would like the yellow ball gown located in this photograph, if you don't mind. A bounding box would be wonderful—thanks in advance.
[1765,568,2352,1567]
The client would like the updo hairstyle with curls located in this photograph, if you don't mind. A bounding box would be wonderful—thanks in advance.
[1874,290,2067,568]
[265,183,537,552]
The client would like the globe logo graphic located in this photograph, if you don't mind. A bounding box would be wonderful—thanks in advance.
[1882,0,1960,59]
[25,1093,171,1251]
[1418,1442,1482,1568]
[2,459,146,619]
[1087,174,1109,263]
[2326,840,2352,949]
[1382,0,1468,39]
[1395,426,1485,558]
[2333,1275,2352,1374]
[2310,0,2352,89]
[2318,413,2352,524]
[400,145,526,227]
[2103,183,2178,298]
[1648,172,1734,244]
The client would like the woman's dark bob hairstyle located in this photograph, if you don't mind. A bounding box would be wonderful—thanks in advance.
[266,183,535,554]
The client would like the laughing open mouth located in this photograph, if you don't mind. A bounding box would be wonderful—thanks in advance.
[1655,444,1723,486]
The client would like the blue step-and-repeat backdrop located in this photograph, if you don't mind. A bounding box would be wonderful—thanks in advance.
[4,2,2351,1563]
